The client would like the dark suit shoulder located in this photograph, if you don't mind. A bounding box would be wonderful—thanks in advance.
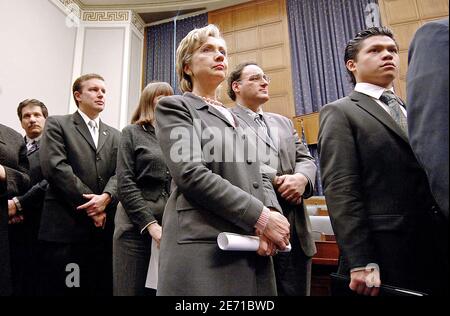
[158,94,187,107]
[0,124,24,142]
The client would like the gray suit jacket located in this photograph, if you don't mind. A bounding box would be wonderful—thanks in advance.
[407,18,449,219]
[231,105,317,257]
[39,111,120,243]
[155,93,281,296]
[0,124,30,296]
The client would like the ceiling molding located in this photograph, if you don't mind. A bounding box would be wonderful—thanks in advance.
[78,0,252,13]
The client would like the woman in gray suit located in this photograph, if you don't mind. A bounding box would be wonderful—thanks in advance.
[113,82,173,296]
[154,24,290,296]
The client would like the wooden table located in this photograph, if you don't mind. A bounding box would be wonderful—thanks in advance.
[311,240,339,296]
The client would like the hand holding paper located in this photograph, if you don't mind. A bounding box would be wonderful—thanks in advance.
[217,232,291,253]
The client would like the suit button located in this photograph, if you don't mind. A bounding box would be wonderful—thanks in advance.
[98,177,103,182]
[253,182,259,189]
[96,156,101,161]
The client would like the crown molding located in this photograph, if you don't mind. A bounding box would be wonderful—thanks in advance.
[52,0,145,34]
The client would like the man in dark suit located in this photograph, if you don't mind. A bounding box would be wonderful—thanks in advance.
[407,18,449,220]
[229,62,317,296]
[0,123,30,296]
[407,19,448,296]
[7,99,48,295]
[318,27,444,295]
[39,73,120,295]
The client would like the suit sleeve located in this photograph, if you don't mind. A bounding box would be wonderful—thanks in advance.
[290,119,317,198]
[16,179,48,211]
[261,172,282,213]
[407,20,449,218]
[318,104,376,269]
[117,127,156,232]
[3,142,30,198]
[40,116,93,209]
[155,97,264,231]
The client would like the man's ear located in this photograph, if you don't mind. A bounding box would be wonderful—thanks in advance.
[232,81,240,94]
[74,91,81,103]
[346,59,356,73]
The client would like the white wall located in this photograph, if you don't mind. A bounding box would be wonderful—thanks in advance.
[0,0,76,134]
[127,31,143,124]
[82,27,125,128]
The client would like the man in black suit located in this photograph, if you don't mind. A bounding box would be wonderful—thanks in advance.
[0,123,30,296]
[7,99,48,295]
[39,73,120,295]
[406,19,448,296]
[318,27,444,295]
[407,18,449,220]
[229,62,317,296]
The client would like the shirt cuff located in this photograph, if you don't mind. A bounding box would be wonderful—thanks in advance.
[141,220,157,235]
[254,207,270,232]
[12,197,23,212]
[350,265,379,273]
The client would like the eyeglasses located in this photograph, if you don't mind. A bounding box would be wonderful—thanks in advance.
[237,73,271,84]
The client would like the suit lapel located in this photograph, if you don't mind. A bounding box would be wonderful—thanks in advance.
[72,111,97,151]
[263,114,279,152]
[231,105,277,151]
[96,121,110,153]
[350,91,409,143]
[186,93,235,128]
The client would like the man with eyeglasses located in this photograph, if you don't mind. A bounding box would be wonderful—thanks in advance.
[229,62,317,296]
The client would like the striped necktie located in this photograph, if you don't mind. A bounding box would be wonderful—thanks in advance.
[379,90,408,137]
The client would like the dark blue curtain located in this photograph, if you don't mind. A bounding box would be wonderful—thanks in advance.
[145,13,208,94]
[287,0,380,115]
[287,0,380,195]
[146,22,175,89]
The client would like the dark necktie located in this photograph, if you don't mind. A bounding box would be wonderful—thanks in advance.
[379,90,408,137]
[28,140,38,154]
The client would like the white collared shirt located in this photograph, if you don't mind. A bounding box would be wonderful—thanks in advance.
[354,83,407,117]
[77,109,100,147]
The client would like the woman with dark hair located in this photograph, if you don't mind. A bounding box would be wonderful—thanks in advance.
[113,82,173,296]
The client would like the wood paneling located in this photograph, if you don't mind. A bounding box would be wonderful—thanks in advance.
[258,0,282,24]
[379,0,448,100]
[417,0,449,19]
[384,0,419,24]
[233,6,258,29]
[265,69,289,95]
[261,45,286,70]
[209,0,296,119]
[235,28,259,52]
[259,22,284,47]
[391,21,421,50]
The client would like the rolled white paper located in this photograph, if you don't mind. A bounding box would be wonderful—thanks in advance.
[217,232,291,252]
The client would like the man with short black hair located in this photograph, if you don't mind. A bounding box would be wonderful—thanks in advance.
[318,27,444,295]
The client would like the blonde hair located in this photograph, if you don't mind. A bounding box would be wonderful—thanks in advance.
[176,24,223,92]
[131,81,174,126]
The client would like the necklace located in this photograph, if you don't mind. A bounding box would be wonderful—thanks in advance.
[193,93,224,107]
